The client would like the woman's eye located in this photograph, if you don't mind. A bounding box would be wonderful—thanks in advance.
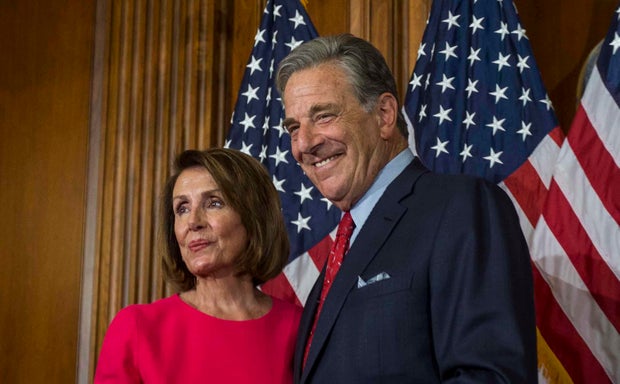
[175,204,189,215]
[208,199,224,208]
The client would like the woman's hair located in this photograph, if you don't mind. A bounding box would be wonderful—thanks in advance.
[161,148,289,292]
[275,33,408,138]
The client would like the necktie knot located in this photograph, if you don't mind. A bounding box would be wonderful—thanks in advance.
[336,211,355,239]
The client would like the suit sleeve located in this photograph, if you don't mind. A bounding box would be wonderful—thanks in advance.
[430,179,537,383]
[93,307,141,383]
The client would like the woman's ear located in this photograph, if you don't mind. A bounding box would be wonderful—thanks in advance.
[376,92,399,140]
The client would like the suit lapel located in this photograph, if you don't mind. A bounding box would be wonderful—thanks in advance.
[301,160,428,382]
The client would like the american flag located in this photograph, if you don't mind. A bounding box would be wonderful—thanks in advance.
[225,0,340,307]
[530,3,620,383]
[404,0,619,382]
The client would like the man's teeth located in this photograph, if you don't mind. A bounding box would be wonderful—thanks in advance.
[315,155,339,167]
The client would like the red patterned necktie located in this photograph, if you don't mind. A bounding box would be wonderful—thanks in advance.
[303,211,355,367]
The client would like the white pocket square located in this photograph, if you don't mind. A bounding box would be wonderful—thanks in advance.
[357,272,391,288]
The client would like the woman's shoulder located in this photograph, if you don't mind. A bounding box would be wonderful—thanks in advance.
[113,294,182,322]
[269,296,303,319]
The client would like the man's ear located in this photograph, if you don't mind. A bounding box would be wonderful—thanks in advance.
[376,92,399,140]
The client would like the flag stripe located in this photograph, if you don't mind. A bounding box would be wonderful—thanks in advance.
[543,178,620,330]
[582,67,620,166]
[568,107,619,225]
[531,257,613,383]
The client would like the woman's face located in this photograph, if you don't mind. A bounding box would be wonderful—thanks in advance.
[172,166,247,279]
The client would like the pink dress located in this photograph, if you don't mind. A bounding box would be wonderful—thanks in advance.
[94,294,302,383]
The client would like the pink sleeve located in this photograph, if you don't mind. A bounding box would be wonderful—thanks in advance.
[94,307,141,383]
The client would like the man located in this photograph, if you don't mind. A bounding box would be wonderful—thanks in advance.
[276,34,537,383]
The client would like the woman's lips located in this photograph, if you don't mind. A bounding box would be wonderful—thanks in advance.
[188,239,210,252]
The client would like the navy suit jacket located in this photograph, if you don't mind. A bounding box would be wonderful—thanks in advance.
[294,159,537,383]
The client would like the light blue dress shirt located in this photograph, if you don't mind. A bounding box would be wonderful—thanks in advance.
[348,149,415,245]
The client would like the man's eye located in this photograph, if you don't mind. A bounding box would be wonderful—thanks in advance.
[285,124,299,134]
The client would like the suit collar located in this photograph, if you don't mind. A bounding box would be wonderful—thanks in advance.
[299,159,429,382]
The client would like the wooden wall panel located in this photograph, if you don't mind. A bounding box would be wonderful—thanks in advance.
[0,1,95,383]
[516,0,618,130]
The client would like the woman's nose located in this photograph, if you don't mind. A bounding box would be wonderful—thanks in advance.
[188,209,205,231]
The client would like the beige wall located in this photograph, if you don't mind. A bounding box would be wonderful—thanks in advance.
[0,0,615,382]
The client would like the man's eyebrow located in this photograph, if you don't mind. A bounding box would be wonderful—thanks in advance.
[282,103,337,129]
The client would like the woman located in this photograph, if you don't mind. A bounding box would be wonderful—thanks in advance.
[95,148,301,383]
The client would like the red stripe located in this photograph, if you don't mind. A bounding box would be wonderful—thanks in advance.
[567,106,620,224]
[532,264,612,383]
[261,273,302,307]
[307,234,333,271]
[503,159,548,227]
[549,125,565,147]
[543,180,620,331]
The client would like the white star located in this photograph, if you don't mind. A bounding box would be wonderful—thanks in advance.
[294,183,314,204]
[273,4,282,19]
[489,84,509,103]
[512,23,527,41]
[517,121,533,141]
[495,21,510,41]
[417,43,427,59]
[265,87,272,103]
[519,87,532,106]
[289,10,306,29]
[463,111,476,129]
[424,73,432,89]
[468,47,481,66]
[269,147,289,166]
[239,113,256,131]
[470,16,485,34]
[253,28,266,46]
[442,11,460,30]
[261,115,270,133]
[516,55,530,73]
[439,42,458,61]
[436,74,456,93]
[460,143,473,162]
[240,142,253,155]
[292,212,311,233]
[259,145,268,161]
[484,148,504,168]
[486,116,507,135]
[272,175,285,193]
[410,73,423,91]
[242,84,259,104]
[273,118,287,138]
[465,78,479,97]
[493,52,511,72]
[286,36,303,51]
[433,105,453,125]
[246,55,263,75]
[271,30,278,48]
[539,94,553,110]
[321,197,333,210]
[431,137,450,157]
[610,32,620,54]
[418,104,427,122]
[224,139,231,148]
[269,58,275,76]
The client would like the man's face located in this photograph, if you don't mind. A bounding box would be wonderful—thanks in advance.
[282,63,389,211]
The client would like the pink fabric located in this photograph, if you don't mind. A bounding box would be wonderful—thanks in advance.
[94,294,302,383]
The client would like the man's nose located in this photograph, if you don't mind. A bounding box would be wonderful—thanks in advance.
[295,121,322,153]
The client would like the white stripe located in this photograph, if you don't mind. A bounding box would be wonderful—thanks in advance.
[403,107,419,156]
[552,142,620,278]
[527,133,562,189]
[283,251,320,307]
[532,217,620,381]
[582,66,620,167]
